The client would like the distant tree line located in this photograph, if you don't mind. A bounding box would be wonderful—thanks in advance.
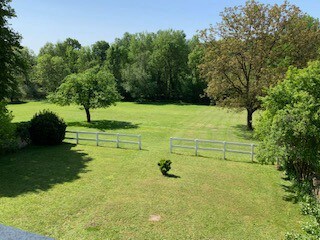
[11,31,208,104]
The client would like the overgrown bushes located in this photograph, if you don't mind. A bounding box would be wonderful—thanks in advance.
[256,61,320,239]
[256,61,320,186]
[29,110,66,145]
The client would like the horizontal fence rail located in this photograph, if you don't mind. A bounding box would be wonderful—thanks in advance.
[66,131,142,150]
[170,137,257,162]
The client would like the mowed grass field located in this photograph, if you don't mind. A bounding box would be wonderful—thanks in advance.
[0,102,303,239]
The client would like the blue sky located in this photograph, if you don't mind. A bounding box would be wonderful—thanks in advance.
[10,0,320,53]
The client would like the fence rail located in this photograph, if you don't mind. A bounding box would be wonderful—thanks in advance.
[66,131,142,150]
[170,137,257,162]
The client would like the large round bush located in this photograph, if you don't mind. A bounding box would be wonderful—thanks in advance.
[30,110,66,145]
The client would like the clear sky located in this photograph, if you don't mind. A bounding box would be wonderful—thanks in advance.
[9,0,320,53]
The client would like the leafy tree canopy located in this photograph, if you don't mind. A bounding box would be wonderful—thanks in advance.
[49,67,121,122]
[200,0,320,130]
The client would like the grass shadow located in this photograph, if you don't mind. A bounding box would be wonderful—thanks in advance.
[68,120,139,131]
[164,173,181,178]
[7,100,27,105]
[232,124,256,141]
[281,181,299,203]
[0,143,92,197]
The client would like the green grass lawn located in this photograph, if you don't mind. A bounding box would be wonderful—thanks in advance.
[0,101,303,239]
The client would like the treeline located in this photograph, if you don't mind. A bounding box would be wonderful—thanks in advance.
[13,30,208,104]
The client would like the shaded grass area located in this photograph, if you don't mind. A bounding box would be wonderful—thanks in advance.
[0,101,304,239]
[232,124,257,141]
[0,143,91,197]
[68,120,139,131]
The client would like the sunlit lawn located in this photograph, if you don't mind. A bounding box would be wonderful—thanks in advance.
[0,101,303,239]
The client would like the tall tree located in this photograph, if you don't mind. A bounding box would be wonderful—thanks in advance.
[10,47,37,100]
[122,32,157,100]
[152,30,189,99]
[200,0,320,130]
[92,40,110,63]
[0,0,21,100]
[106,35,131,97]
[49,67,121,122]
[186,36,208,103]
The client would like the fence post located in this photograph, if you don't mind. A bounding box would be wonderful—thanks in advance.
[251,144,254,162]
[195,139,199,156]
[170,137,173,153]
[116,133,120,148]
[76,132,79,145]
[96,133,99,146]
[138,135,142,150]
[223,141,226,160]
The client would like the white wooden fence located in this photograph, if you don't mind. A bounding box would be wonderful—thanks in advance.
[66,131,142,150]
[170,137,257,162]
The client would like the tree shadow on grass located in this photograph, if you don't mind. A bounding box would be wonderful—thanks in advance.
[68,120,139,131]
[7,100,27,105]
[281,178,300,204]
[232,124,257,141]
[0,143,92,198]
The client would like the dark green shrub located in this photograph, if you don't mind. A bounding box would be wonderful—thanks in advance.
[0,103,17,155]
[15,121,31,144]
[29,110,66,145]
[158,159,172,176]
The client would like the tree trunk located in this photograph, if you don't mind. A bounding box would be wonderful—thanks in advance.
[247,108,254,131]
[85,107,91,123]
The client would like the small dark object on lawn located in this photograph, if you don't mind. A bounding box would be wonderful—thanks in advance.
[158,159,172,176]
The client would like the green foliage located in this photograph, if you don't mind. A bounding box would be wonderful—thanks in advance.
[106,36,131,97]
[200,0,320,129]
[49,67,121,122]
[10,47,38,100]
[29,110,66,145]
[0,0,21,100]
[0,102,16,154]
[92,40,110,63]
[122,63,156,101]
[152,30,189,99]
[76,47,98,73]
[15,121,31,144]
[157,159,172,176]
[34,54,70,94]
[285,196,320,239]
[256,61,320,183]
[31,31,208,103]
[186,36,208,104]
[113,30,202,102]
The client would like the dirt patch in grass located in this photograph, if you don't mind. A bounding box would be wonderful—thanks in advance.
[149,215,161,222]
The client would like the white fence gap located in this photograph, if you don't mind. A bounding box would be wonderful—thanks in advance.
[170,137,257,162]
[66,131,142,150]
